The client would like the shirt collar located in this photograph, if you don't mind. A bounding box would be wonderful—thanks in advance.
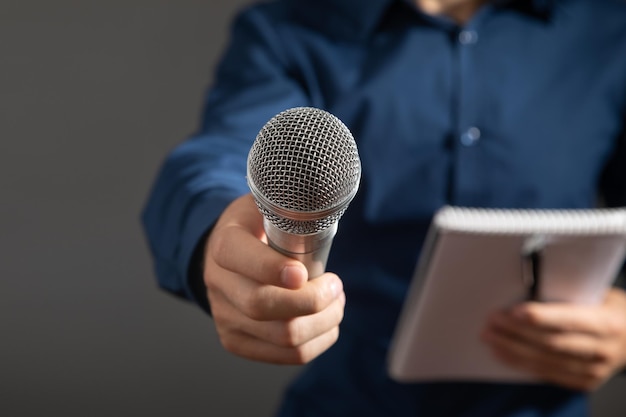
[289,0,555,41]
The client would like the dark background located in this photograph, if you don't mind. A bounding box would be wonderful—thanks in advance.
[1,1,624,416]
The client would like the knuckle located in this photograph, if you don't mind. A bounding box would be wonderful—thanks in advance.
[217,332,240,355]
[241,287,277,321]
[203,270,220,291]
[329,326,340,345]
[576,362,609,391]
[587,365,607,382]
[335,303,346,324]
[279,320,303,348]
[222,340,242,357]
[210,305,227,325]
[593,345,620,364]
[241,297,266,321]
[289,328,340,365]
[243,285,294,321]
[592,345,613,363]
[207,229,230,265]
[237,290,258,318]
[292,343,322,365]
[307,285,332,314]
[539,333,560,352]
[308,297,326,315]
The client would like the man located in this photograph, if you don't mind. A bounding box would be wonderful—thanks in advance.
[142,0,626,415]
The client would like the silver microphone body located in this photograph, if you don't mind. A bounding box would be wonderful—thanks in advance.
[246,107,361,279]
[263,218,337,279]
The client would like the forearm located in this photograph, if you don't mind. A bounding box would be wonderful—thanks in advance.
[141,138,248,305]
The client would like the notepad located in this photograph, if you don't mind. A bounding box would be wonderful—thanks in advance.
[387,206,626,383]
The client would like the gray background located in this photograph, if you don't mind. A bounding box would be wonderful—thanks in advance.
[0,1,624,416]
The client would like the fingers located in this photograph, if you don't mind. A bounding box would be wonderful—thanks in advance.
[208,266,343,321]
[485,310,612,361]
[507,302,613,336]
[203,194,346,364]
[207,267,344,362]
[206,195,343,321]
[211,290,346,364]
[482,290,626,391]
[229,292,346,347]
[482,326,610,391]
[217,323,341,365]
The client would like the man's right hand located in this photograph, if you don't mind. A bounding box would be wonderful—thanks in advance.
[203,194,346,364]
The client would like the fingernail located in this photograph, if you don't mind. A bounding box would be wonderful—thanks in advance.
[281,265,306,289]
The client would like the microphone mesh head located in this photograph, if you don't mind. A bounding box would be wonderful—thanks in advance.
[247,107,361,235]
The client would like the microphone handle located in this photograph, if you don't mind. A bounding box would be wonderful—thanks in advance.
[263,218,337,279]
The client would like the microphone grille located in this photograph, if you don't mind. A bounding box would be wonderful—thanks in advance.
[247,107,361,234]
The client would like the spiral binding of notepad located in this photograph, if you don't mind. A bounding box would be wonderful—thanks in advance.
[434,206,626,235]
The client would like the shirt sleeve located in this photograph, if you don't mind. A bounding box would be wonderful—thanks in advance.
[141,5,310,311]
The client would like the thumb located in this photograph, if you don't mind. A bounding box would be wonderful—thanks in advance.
[209,194,309,289]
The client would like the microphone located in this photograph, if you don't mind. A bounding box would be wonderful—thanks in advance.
[246,107,362,279]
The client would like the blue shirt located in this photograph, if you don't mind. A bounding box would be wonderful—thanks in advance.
[142,0,626,416]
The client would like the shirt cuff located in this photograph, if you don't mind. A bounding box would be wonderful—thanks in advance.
[179,190,244,315]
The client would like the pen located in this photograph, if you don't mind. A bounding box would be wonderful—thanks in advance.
[522,235,547,301]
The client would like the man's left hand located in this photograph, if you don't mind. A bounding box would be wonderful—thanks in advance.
[482,287,626,391]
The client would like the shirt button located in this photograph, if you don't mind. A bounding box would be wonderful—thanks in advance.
[460,127,481,146]
[458,30,478,45]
